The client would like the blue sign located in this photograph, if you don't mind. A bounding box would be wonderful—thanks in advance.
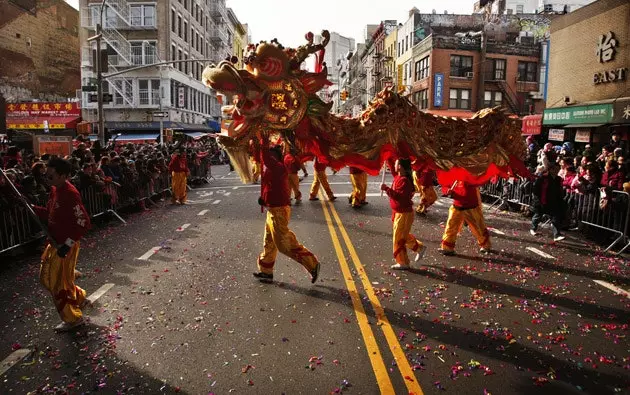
[434,73,444,107]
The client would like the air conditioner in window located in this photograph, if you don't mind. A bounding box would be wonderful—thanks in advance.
[465,71,474,79]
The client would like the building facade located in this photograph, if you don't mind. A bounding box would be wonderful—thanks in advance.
[0,0,80,103]
[226,8,248,69]
[542,0,629,147]
[314,32,354,113]
[78,0,236,137]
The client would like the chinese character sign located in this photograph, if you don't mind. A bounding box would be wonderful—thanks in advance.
[433,73,444,107]
[5,102,80,117]
[596,31,617,63]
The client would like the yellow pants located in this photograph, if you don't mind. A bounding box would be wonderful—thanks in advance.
[416,185,437,214]
[40,243,86,324]
[350,173,368,207]
[393,212,423,266]
[441,205,491,251]
[309,171,334,199]
[251,160,261,183]
[171,171,187,203]
[258,206,319,274]
[288,173,302,201]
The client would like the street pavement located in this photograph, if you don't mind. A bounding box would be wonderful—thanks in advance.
[0,164,628,394]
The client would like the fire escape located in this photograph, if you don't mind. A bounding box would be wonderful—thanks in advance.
[208,0,228,64]
[81,0,160,108]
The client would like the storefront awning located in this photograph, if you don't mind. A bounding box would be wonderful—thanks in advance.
[563,124,603,128]
[115,133,159,142]
[184,131,212,140]
[7,116,81,130]
[424,110,474,119]
[521,114,542,135]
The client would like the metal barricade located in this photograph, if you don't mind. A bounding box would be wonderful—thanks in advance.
[0,205,44,254]
[80,184,126,224]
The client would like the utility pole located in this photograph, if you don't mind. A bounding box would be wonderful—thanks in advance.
[476,29,487,112]
[89,0,108,146]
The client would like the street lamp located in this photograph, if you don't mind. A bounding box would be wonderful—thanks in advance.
[87,0,107,146]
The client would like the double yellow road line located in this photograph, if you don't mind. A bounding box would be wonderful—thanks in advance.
[319,192,424,395]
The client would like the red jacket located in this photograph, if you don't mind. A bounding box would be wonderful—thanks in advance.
[261,147,290,207]
[314,158,327,172]
[34,181,91,245]
[601,169,624,190]
[283,154,301,174]
[384,175,414,214]
[169,155,189,173]
[349,166,364,175]
[449,182,480,210]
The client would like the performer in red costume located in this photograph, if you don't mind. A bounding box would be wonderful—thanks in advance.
[34,158,91,332]
[413,167,437,215]
[349,166,368,208]
[309,157,336,201]
[283,150,302,204]
[169,147,190,204]
[380,158,426,270]
[254,144,320,283]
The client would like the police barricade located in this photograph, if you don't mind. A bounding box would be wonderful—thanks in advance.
[80,183,126,224]
[480,178,534,211]
[479,179,504,209]
[568,190,630,252]
[0,205,44,254]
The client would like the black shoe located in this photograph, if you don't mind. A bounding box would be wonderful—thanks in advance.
[309,197,319,201]
[438,248,455,256]
[329,196,337,201]
[309,264,320,284]
[253,272,273,282]
[361,201,368,205]
[348,196,352,204]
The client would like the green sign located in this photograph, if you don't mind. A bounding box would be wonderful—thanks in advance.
[542,103,613,125]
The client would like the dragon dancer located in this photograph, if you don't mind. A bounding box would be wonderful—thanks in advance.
[254,143,320,283]
[283,150,302,204]
[309,157,336,201]
[169,147,189,204]
[380,158,426,270]
[349,166,368,208]
[34,158,91,332]
[413,167,437,215]
[440,180,491,255]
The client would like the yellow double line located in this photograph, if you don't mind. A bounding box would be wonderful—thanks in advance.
[319,192,424,395]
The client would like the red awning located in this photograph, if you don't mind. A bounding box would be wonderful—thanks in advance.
[521,114,542,135]
[6,116,81,130]
[424,110,474,119]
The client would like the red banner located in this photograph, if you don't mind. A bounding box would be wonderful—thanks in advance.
[5,102,80,118]
[521,114,542,135]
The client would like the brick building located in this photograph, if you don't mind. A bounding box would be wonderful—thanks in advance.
[0,0,80,100]
[405,14,548,118]
[542,0,630,148]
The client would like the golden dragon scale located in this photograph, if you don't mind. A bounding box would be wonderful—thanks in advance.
[202,30,528,186]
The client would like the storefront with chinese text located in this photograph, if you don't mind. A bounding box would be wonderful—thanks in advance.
[5,102,81,145]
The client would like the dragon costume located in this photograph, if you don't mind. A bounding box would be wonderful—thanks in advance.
[201,30,528,186]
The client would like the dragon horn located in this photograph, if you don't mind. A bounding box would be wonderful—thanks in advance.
[293,30,331,65]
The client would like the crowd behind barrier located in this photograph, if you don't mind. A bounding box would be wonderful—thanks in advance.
[1,138,227,255]
[479,177,630,253]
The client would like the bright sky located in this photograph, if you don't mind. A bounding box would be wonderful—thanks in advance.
[64,0,474,47]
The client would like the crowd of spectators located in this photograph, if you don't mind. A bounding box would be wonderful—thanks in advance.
[1,137,226,210]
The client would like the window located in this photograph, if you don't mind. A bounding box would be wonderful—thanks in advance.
[544,4,553,11]
[111,79,133,105]
[130,41,157,65]
[450,55,473,77]
[184,21,188,41]
[171,9,176,32]
[516,4,524,13]
[184,52,189,74]
[139,79,160,105]
[171,44,176,61]
[415,55,430,81]
[90,6,117,28]
[414,89,429,109]
[177,15,182,37]
[517,61,537,82]
[490,58,506,80]
[449,88,471,109]
[178,49,183,71]
[130,5,155,27]
[483,91,503,107]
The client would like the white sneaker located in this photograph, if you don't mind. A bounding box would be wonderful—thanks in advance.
[54,317,85,333]
[554,235,565,242]
[479,248,491,255]
[530,229,539,236]
[414,245,427,262]
[390,263,411,270]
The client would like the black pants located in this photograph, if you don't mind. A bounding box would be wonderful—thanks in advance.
[531,206,563,238]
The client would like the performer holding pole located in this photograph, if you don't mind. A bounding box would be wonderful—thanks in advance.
[31,158,91,332]
[380,158,426,270]
[283,149,302,204]
[254,143,321,283]
[308,157,336,201]
[412,166,437,215]
[349,166,368,208]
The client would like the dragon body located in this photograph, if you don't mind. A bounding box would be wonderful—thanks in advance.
[202,30,528,185]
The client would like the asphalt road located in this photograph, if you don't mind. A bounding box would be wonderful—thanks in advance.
[0,164,628,395]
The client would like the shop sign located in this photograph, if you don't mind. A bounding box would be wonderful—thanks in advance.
[6,102,80,117]
[521,114,542,135]
[612,100,630,124]
[548,129,565,141]
[433,73,444,107]
[574,129,591,143]
[33,135,72,157]
[593,31,627,85]
[543,104,613,125]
